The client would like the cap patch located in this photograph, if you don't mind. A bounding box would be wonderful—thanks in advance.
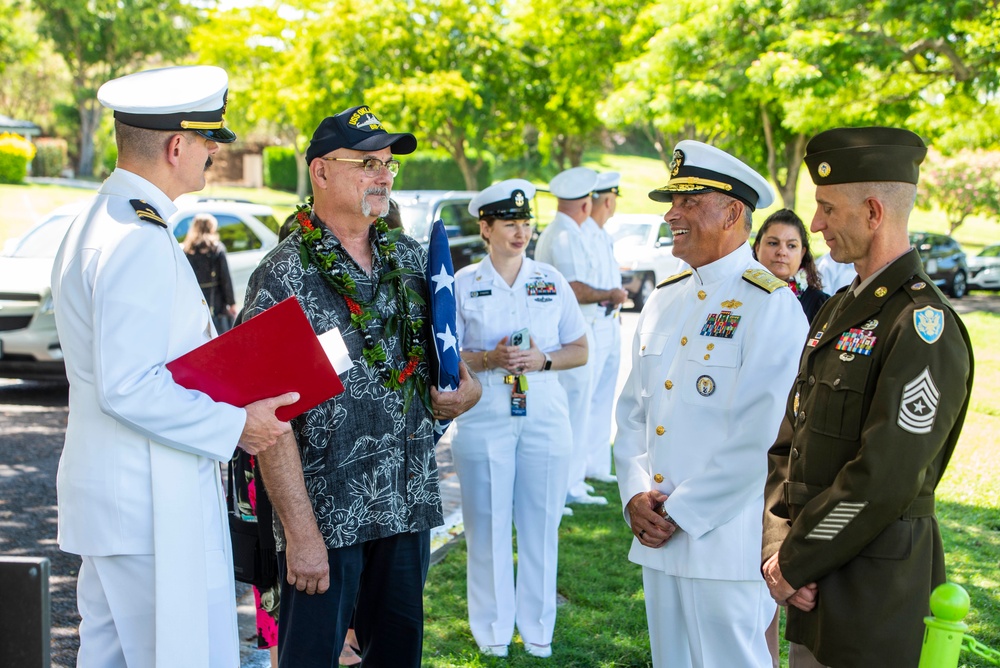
[349,106,383,132]
[818,162,831,178]
[670,149,684,176]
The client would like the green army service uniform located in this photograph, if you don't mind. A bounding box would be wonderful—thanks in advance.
[762,249,973,666]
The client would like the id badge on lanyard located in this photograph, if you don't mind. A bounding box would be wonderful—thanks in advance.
[510,375,528,416]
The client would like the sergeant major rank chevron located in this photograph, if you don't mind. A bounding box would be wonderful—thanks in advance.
[897,367,940,435]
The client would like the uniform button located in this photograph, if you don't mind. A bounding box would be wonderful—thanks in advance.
[664,380,673,390]
[798,411,806,423]
[834,378,841,386]
[653,473,664,483]
[704,354,710,360]
[681,337,688,346]
[706,343,715,351]
[641,345,646,351]
[698,290,707,300]
[655,425,665,436]
[808,376,816,386]
[201,299,207,305]
[792,448,800,459]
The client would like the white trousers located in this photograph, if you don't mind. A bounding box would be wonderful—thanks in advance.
[451,374,572,647]
[76,552,237,668]
[585,317,621,478]
[642,568,775,668]
[559,323,595,497]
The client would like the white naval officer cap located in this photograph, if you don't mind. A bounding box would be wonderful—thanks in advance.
[649,140,774,210]
[469,179,536,219]
[549,166,598,200]
[98,65,237,143]
[594,171,621,196]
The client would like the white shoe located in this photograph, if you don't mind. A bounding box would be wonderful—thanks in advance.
[561,506,574,516]
[583,482,595,493]
[481,644,508,657]
[566,492,608,506]
[588,473,617,483]
[524,643,552,658]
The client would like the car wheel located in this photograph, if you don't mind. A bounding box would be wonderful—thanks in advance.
[632,273,655,311]
[949,270,967,299]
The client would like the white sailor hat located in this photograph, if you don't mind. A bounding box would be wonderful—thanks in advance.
[469,179,536,219]
[98,65,236,143]
[649,140,774,210]
[594,171,621,196]
[549,166,598,200]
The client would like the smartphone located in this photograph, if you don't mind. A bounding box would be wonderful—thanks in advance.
[511,328,530,350]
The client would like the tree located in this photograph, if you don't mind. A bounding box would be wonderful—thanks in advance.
[34,0,201,177]
[0,4,71,133]
[918,148,1000,233]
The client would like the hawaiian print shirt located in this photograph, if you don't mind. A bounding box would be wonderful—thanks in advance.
[242,219,442,550]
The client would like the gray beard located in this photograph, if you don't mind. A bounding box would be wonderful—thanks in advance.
[361,187,390,218]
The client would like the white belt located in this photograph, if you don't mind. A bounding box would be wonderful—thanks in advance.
[479,370,561,386]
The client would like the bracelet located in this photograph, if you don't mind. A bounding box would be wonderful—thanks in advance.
[482,350,490,371]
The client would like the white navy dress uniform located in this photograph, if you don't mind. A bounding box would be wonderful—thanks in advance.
[451,179,587,654]
[52,66,243,668]
[584,171,623,481]
[532,167,606,502]
[614,141,809,667]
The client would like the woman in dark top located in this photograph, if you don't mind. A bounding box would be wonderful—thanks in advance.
[753,208,830,324]
[182,213,237,333]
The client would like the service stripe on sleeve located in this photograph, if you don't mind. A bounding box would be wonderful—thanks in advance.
[805,501,868,541]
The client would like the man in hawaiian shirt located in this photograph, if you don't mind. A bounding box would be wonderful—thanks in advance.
[243,105,481,668]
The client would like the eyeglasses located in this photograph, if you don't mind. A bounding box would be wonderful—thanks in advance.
[320,157,400,177]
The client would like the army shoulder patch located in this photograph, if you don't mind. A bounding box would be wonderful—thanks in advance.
[657,270,692,288]
[742,268,787,293]
[913,306,945,344]
[130,199,167,228]
[898,367,939,434]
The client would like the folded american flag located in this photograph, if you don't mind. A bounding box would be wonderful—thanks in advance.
[427,219,460,442]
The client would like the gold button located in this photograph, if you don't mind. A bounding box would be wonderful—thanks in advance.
[664,380,673,390]
[706,343,715,350]
[704,354,710,360]
[654,473,664,483]
[202,299,207,305]
[641,345,646,351]
[655,425,665,436]
[681,337,688,346]
[698,290,706,300]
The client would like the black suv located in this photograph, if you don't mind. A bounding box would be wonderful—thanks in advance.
[909,231,969,298]
[393,190,487,271]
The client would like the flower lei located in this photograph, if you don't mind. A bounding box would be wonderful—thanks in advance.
[788,269,808,297]
[295,198,429,413]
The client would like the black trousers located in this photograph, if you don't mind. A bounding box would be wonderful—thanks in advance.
[276,530,431,668]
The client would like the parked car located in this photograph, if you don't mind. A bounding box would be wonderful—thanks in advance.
[606,213,684,310]
[392,189,486,270]
[967,243,1000,291]
[908,231,968,298]
[0,198,279,381]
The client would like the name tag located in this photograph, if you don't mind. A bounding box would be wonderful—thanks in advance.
[470,289,492,298]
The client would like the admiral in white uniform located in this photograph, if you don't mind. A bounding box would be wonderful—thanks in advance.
[452,179,588,659]
[52,66,296,668]
[614,141,809,667]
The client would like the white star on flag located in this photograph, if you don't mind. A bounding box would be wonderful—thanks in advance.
[436,323,457,354]
[431,264,455,294]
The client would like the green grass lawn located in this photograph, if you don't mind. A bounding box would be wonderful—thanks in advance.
[423,313,1000,668]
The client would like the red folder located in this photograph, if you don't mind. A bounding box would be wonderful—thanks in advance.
[167,297,344,421]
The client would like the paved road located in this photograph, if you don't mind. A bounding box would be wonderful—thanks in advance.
[2,292,997,665]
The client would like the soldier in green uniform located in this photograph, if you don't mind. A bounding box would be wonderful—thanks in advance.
[761,127,975,667]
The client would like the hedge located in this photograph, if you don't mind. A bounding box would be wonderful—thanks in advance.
[394,151,493,190]
[31,137,68,177]
[263,145,297,192]
[0,133,37,184]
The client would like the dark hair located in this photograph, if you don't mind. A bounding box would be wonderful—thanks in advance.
[752,208,823,290]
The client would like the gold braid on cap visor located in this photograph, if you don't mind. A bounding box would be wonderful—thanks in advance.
[664,177,734,192]
[180,119,226,130]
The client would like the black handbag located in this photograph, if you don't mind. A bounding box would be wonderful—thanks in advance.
[226,451,278,589]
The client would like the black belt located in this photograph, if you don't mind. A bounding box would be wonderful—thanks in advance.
[783,481,935,518]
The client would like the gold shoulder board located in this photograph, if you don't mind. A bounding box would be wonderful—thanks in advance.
[742,268,787,293]
[129,199,167,228]
[657,270,693,289]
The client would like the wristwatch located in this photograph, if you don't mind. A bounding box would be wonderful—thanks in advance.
[543,353,553,371]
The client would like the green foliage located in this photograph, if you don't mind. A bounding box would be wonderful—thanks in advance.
[0,133,37,184]
[395,151,493,191]
[262,146,298,193]
[918,149,1000,232]
[30,137,67,177]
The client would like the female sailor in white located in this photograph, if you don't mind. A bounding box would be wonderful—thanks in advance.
[451,179,588,659]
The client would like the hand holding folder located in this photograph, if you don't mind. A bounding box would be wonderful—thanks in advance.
[167,297,345,421]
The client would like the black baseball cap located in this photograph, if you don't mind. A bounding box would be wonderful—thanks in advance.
[306,105,417,165]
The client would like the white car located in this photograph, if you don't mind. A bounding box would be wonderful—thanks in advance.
[968,244,1000,291]
[0,198,280,381]
[606,213,684,310]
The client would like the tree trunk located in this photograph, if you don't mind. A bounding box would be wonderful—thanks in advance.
[453,149,479,191]
[779,134,807,212]
[77,98,102,178]
[295,147,309,201]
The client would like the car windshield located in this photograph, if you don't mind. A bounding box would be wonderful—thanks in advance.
[612,222,653,247]
[398,202,432,241]
[5,214,76,258]
[980,246,1000,258]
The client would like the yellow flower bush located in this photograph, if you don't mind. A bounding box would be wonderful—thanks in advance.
[0,132,38,184]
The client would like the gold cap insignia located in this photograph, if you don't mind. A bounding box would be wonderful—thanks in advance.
[670,149,684,177]
[514,191,525,207]
[818,162,831,178]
